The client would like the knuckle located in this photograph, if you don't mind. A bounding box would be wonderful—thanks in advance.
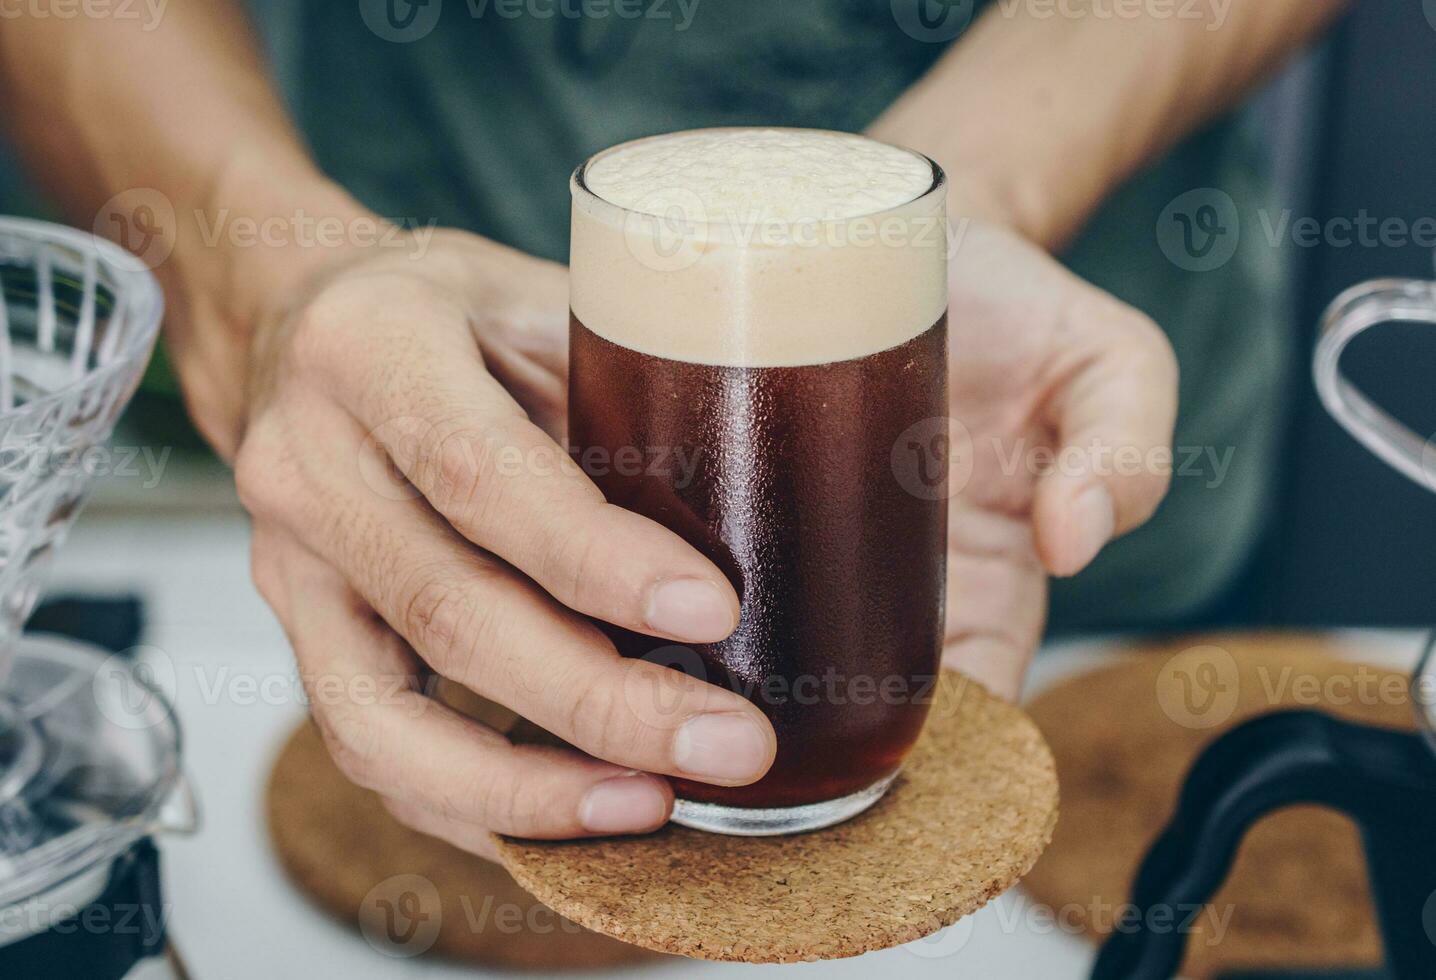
[453,766,542,834]
[1133,315,1179,381]
[233,427,284,518]
[534,520,599,608]
[378,796,422,831]
[248,541,284,609]
[289,285,362,373]
[1128,468,1172,524]
[398,572,498,680]
[312,708,386,792]
[562,674,640,763]
[423,415,529,534]
[432,423,494,512]
[400,576,466,657]
[1109,308,1178,383]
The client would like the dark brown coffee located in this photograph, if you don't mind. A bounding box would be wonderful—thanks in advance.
[569,314,948,808]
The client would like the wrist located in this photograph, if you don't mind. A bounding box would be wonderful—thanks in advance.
[867,125,1056,250]
[187,159,375,339]
[941,162,1048,243]
[156,154,375,455]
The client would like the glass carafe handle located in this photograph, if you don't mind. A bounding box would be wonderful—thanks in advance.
[1314,278,1436,492]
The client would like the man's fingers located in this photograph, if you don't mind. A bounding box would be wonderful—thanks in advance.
[942,635,1028,703]
[297,281,739,645]
[1033,295,1179,577]
[942,505,1046,702]
[241,399,776,786]
[382,764,674,856]
[379,797,505,861]
[264,533,674,842]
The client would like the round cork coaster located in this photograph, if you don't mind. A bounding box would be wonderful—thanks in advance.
[493,670,1059,963]
[1023,633,1415,979]
[265,715,658,970]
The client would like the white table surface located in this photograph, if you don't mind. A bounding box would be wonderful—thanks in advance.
[44,503,1430,980]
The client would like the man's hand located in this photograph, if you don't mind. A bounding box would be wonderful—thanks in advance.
[940,221,1178,699]
[233,230,776,857]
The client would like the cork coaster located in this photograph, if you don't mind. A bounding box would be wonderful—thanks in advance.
[265,711,657,970]
[493,670,1059,963]
[1023,633,1415,979]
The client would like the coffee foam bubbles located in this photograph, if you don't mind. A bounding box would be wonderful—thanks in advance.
[583,129,937,225]
[570,128,947,368]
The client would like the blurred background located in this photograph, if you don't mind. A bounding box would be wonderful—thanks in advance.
[3,1,1436,978]
[1232,0,1436,628]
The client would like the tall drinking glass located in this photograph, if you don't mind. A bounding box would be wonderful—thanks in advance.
[568,129,949,835]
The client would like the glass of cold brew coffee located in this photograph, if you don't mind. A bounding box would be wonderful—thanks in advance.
[568,129,949,835]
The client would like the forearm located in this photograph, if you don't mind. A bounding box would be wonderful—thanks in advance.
[871,0,1348,248]
[0,2,368,452]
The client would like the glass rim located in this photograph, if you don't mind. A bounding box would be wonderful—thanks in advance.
[0,216,165,423]
[571,127,947,231]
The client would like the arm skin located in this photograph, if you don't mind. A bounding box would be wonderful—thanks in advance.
[871,0,1351,248]
[0,2,366,457]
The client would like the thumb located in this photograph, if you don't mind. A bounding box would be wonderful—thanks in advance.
[1032,298,1179,577]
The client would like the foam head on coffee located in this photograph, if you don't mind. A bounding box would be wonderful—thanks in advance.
[571,128,947,367]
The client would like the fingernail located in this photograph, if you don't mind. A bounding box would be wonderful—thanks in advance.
[673,712,772,783]
[579,774,669,833]
[1064,484,1115,575]
[646,578,736,642]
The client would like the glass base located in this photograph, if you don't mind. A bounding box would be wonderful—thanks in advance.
[670,770,899,836]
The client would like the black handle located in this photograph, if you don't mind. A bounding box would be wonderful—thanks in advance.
[0,837,167,980]
[1090,710,1436,980]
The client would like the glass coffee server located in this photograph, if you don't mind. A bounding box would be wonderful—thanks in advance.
[1091,275,1436,979]
[0,218,193,979]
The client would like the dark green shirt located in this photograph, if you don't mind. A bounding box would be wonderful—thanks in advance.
[264,1,1294,626]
